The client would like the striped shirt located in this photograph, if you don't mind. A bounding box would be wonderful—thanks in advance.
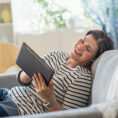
[8,50,92,115]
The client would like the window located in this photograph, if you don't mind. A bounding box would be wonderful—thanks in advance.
[11,0,99,34]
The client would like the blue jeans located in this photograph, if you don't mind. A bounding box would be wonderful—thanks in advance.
[0,88,19,117]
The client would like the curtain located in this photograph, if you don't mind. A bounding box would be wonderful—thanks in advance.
[114,0,118,48]
[80,0,118,48]
[11,0,35,33]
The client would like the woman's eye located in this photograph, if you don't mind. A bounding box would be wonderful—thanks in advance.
[86,46,92,53]
[86,47,92,53]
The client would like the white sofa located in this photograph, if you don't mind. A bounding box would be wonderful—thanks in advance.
[0,50,118,118]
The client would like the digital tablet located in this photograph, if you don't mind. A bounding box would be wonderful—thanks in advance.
[16,42,54,86]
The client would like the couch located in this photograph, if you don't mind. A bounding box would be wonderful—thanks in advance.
[0,50,118,118]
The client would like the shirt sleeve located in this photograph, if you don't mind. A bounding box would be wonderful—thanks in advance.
[42,50,61,71]
[62,73,92,109]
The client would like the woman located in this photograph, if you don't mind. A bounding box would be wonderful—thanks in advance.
[0,30,114,116]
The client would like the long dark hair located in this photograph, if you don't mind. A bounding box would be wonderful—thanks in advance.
[85,30,114,69]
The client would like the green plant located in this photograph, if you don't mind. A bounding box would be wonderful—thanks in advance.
[106,7,110,17]
[33,0,70,30]
[115,8,118,18]
[106,7,118,18]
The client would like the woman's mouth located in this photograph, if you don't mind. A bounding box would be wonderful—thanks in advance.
[74,49,82,56]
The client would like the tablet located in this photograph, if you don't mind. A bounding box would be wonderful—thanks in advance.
[16,42,54,86]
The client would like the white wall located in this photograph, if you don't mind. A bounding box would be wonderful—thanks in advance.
[16,28,100,56]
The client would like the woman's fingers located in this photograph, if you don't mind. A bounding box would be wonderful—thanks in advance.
[33,73,54,102]
[38,73,47,88]
[32,75,39,90]
[35,73,42,87]
[49,80,54,90]
[32,73,41,90]
[33,73,47,90]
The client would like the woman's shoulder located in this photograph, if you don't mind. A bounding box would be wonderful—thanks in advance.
[76,66,92,75]
[74,66,92,81]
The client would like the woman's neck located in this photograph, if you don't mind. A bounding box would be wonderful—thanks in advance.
[65,57,79,68]
[65,57,88,68]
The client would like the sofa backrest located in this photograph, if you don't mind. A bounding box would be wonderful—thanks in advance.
[91,50,118,104]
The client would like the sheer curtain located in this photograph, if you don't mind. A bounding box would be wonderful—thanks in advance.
[11,0,84,34]
[11,0,117,45]
[11,0,36,33]
[11,0,98,34]
[80,0,118,48]
[114,0,118,48]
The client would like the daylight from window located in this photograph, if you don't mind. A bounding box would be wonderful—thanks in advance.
[12,0,98,33]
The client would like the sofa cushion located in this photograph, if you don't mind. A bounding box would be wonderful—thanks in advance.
[91,55,102,81]
[88,55,102,105]
[7,105,102,118]
[92,50,118,104]
[106,65,118,101]
[0,73,18,89]
[91,99,118,118]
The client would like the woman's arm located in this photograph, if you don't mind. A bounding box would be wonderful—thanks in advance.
[47,101,62,111]
[17,51,58,86]
[17,69,32,85]
[32,73,63,111]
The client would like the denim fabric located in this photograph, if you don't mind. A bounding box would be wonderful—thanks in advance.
[0,88,19,117]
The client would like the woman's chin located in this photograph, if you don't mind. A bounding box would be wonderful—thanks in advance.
[70,52,81,61]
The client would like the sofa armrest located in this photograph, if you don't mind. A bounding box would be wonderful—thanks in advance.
[0,72,18,89]
[29,107,102,118]
[7,106,102,118]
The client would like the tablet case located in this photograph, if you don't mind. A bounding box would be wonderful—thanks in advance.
[16,42,54,86]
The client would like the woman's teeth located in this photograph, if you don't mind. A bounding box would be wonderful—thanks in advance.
[75,49,82,56]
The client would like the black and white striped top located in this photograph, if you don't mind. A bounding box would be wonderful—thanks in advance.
[9,50,92,115]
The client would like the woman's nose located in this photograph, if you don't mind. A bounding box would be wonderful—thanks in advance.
[77,44,85,52]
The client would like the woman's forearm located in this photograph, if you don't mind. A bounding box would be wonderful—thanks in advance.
[47,101,62,111]
[19,71,32,84]
[32,73,62,111]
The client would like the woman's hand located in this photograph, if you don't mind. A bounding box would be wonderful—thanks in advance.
[32,73,54,103]
[33,73,62,111]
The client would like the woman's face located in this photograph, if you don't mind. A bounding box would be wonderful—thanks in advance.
[70,34,98,66]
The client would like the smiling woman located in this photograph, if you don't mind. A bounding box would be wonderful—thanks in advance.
[0,30,114,117]
[69,34,98,68]
[68,30,114,69]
